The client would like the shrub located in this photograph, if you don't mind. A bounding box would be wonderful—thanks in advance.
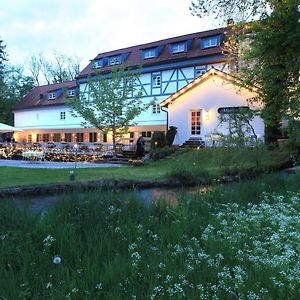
[149,146,178,161]
[150,131,166,149]
[166,126,177,146]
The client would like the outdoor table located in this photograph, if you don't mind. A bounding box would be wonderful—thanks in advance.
[22,151,45,162]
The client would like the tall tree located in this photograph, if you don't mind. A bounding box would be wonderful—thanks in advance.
[0,40,9,124]
[67,65,148,153]
[190,0,300,143]
[1,65,35,124]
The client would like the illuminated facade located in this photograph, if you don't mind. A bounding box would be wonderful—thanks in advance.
[13,26,234,145]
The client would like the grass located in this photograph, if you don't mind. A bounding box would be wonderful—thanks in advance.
[0,172,299,299]
[0,147,291,189]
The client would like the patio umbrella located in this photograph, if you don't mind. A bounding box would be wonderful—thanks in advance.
[0,122,23,133]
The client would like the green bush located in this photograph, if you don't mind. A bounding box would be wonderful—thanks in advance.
[150,131,166,149]
[149,146,178,161]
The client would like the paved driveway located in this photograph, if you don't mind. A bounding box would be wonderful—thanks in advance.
[0,159,124,169]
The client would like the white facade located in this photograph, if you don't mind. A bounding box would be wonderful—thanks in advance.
[161,69,265,145]
[78,63,228,128]
[14,105,84,130]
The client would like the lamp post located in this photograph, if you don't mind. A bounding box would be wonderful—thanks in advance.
[74,143,78,170]
[70,143,78,181]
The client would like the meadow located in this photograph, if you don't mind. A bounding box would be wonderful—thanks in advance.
[0,146,291,189]
[1,172,299,299]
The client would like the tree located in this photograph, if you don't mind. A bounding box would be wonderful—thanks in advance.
[27,52,81,85]
[1,65,35,124]
[67,65,148,153]
[190,0,300,144]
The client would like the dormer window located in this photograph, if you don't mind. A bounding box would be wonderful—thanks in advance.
[108,56,120,66]
[48,92,56,100]
[171,42,186,54]
[143,48,157,59]
[68,89,76,97]
[93,60,103,69]
[201,36,220,49]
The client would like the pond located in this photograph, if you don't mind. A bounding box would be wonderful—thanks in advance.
[11,185,213,213]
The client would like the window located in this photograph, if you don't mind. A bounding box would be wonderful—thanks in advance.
[103,132,107,143]
[43,134,50,142]
[76,133,84,143]
[93,60,102,69]
[108,56,120,66]
[171,42,186,54]
[48,92,56,100]
[152,73,161,87]
[152,104,161,114]
[195,66,207,78]
[68,89,76,97]
[64,133,72,143]
[142,131,152,138]
[201,36,220,49]
[36,134,41,142]
[143,48,156,59]
[27,134,32,143]
[60,111,66,120]
[89,132,97,143]
[53,133,61,142]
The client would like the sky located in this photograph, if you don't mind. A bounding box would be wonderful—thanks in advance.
[0,0,222,71]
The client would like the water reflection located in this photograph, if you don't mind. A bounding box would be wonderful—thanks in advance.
[12,185,212,213]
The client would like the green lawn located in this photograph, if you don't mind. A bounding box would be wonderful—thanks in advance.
[0,147,291,189]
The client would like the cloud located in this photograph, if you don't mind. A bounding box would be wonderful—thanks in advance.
[1,0,220,70]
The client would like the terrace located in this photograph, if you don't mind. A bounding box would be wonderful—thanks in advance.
[0,140,150,163]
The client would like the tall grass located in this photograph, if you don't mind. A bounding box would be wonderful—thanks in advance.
[1,173,299,299]
[168,146,291,180]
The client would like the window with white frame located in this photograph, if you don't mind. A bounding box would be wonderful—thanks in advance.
[108,56,120,66]
[152,73,161,87]
[60,111,66,120]
[171,42,186,54]
[48,92,56,100]
[93,60,102,69]
[195,66,207,78]
[143,48,156,59]
[202,36,220,49]
[152,103,161,114]
[68,89,76,97]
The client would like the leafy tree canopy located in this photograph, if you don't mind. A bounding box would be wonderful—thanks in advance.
[67,65,149,153]
[191,0,300,143]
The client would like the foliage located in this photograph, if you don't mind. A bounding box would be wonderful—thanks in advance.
[0,41,35,125]
[1,172,300,299]
[149,146,178,161]
[166,126,177,146]
[0,147,292,189]
[67,65,147,153]
[150,131,167,149]
[27,52,81,85]
[191,0,300,144]
[168,146,291,180]
[215,107,259,147]
[190,0,269,22]
[240,1,300,143]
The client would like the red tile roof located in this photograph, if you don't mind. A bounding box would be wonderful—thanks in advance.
[78,27,230,78]
[13,81,77,110]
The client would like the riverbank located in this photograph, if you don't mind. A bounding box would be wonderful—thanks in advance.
[0,147,294,192]
[1,172,299,299]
